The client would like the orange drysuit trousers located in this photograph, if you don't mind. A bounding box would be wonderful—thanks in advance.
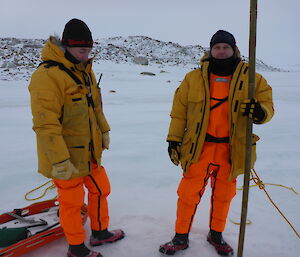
[176,142,236,233]
[53,164,111,245]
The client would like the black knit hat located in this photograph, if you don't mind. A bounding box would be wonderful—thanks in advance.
[210,30,236,50]
[61,19,93,47]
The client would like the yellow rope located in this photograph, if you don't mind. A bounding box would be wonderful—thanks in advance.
[229,218,252,225]
[231,169,299,239]
[25,180,57,201]
[250,169,300,239]
[237,182,298,194]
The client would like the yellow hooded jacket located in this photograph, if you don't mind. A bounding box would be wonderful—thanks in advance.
[28,37,110,179]
[167,56,274,180]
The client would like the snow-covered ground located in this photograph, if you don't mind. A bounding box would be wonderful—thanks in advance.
[0,61,299,256]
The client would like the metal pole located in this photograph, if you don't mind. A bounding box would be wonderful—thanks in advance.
[237,0,258,256]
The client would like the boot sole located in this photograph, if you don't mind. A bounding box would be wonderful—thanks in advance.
[159,244,189,255]
[207,237,233,256]
[90,233,125,246]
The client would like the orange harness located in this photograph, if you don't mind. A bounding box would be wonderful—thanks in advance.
[207,73,231,138]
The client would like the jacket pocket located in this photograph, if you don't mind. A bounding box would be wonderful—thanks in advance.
[62,93,88,132]
[187,93,204,132]
[187,88,204,102]
[180,136,192,162]
[65,141,89,173]
[65,93,84,105]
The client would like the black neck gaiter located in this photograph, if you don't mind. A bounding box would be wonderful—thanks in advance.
[64,50,81,64]
[209,55,241,76]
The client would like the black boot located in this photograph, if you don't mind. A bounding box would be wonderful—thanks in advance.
[90,228,125,246]
[67,243,102,257]
[92,229,114,240]
[159,233,189,255]
[207,229,233,256]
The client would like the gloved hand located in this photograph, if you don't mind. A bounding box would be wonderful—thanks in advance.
[168,141,182,166]
[51,159,79,180]
[102,131,110,150]
[240,99,265,122]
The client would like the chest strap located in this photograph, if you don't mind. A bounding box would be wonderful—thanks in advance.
[210,96,228,111]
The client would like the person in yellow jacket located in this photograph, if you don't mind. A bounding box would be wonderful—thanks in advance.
[159,30,274,256]
[28,19,124,257]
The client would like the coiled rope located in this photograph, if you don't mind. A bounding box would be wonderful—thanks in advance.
[231,169,299,239]
[24,180,56,201]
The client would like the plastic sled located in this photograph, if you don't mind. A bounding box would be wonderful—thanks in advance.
[0,199,88,257]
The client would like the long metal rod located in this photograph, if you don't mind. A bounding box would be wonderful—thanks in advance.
[237,0,258,256]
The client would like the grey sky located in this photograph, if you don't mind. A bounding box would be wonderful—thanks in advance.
[1,0,299,66]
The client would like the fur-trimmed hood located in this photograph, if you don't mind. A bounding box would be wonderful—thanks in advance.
[41,36,68,65]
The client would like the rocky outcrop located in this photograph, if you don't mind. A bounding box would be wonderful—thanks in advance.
[0,36,282,81]
[133,56,149,65]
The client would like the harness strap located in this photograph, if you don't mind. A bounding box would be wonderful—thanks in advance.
[39,60,95,108]
[39,60,82,85]
[205,133,229,143]
[210,96,228,111]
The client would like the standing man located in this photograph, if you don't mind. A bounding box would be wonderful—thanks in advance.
[29,19,124,257]
[159,30,274,256]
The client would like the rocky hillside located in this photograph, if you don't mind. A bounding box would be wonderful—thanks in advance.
[0,36,281,81]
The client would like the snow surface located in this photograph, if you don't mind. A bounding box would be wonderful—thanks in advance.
[0,61,299,256]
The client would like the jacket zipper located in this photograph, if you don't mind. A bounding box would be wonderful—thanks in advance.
[229,63,245,138]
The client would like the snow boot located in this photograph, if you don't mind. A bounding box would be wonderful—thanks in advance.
[159,233,189,255]
[67,243,102,257]
[90,228,125,246]
[207,229,233,256]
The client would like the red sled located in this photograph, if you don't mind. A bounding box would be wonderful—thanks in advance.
[0,199,88,257]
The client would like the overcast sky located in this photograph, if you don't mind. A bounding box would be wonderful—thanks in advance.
[1,0,299,67]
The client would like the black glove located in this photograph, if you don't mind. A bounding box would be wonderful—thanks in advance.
[168,141,182,166]
[241,99,265,123]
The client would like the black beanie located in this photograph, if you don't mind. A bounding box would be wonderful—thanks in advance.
[210,30,236,50]
[61,19,93,47]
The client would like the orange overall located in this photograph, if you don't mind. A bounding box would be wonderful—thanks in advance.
[53,163,111,245]
[176,73,236,233]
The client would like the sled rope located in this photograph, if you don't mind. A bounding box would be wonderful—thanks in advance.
[232,169,299,239]
[25,180,56,201]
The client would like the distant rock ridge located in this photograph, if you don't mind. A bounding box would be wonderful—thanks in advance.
[0,36,281,81]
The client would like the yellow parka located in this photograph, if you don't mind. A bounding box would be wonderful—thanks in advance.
[28,36,110,179]
[167,56,274,180]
